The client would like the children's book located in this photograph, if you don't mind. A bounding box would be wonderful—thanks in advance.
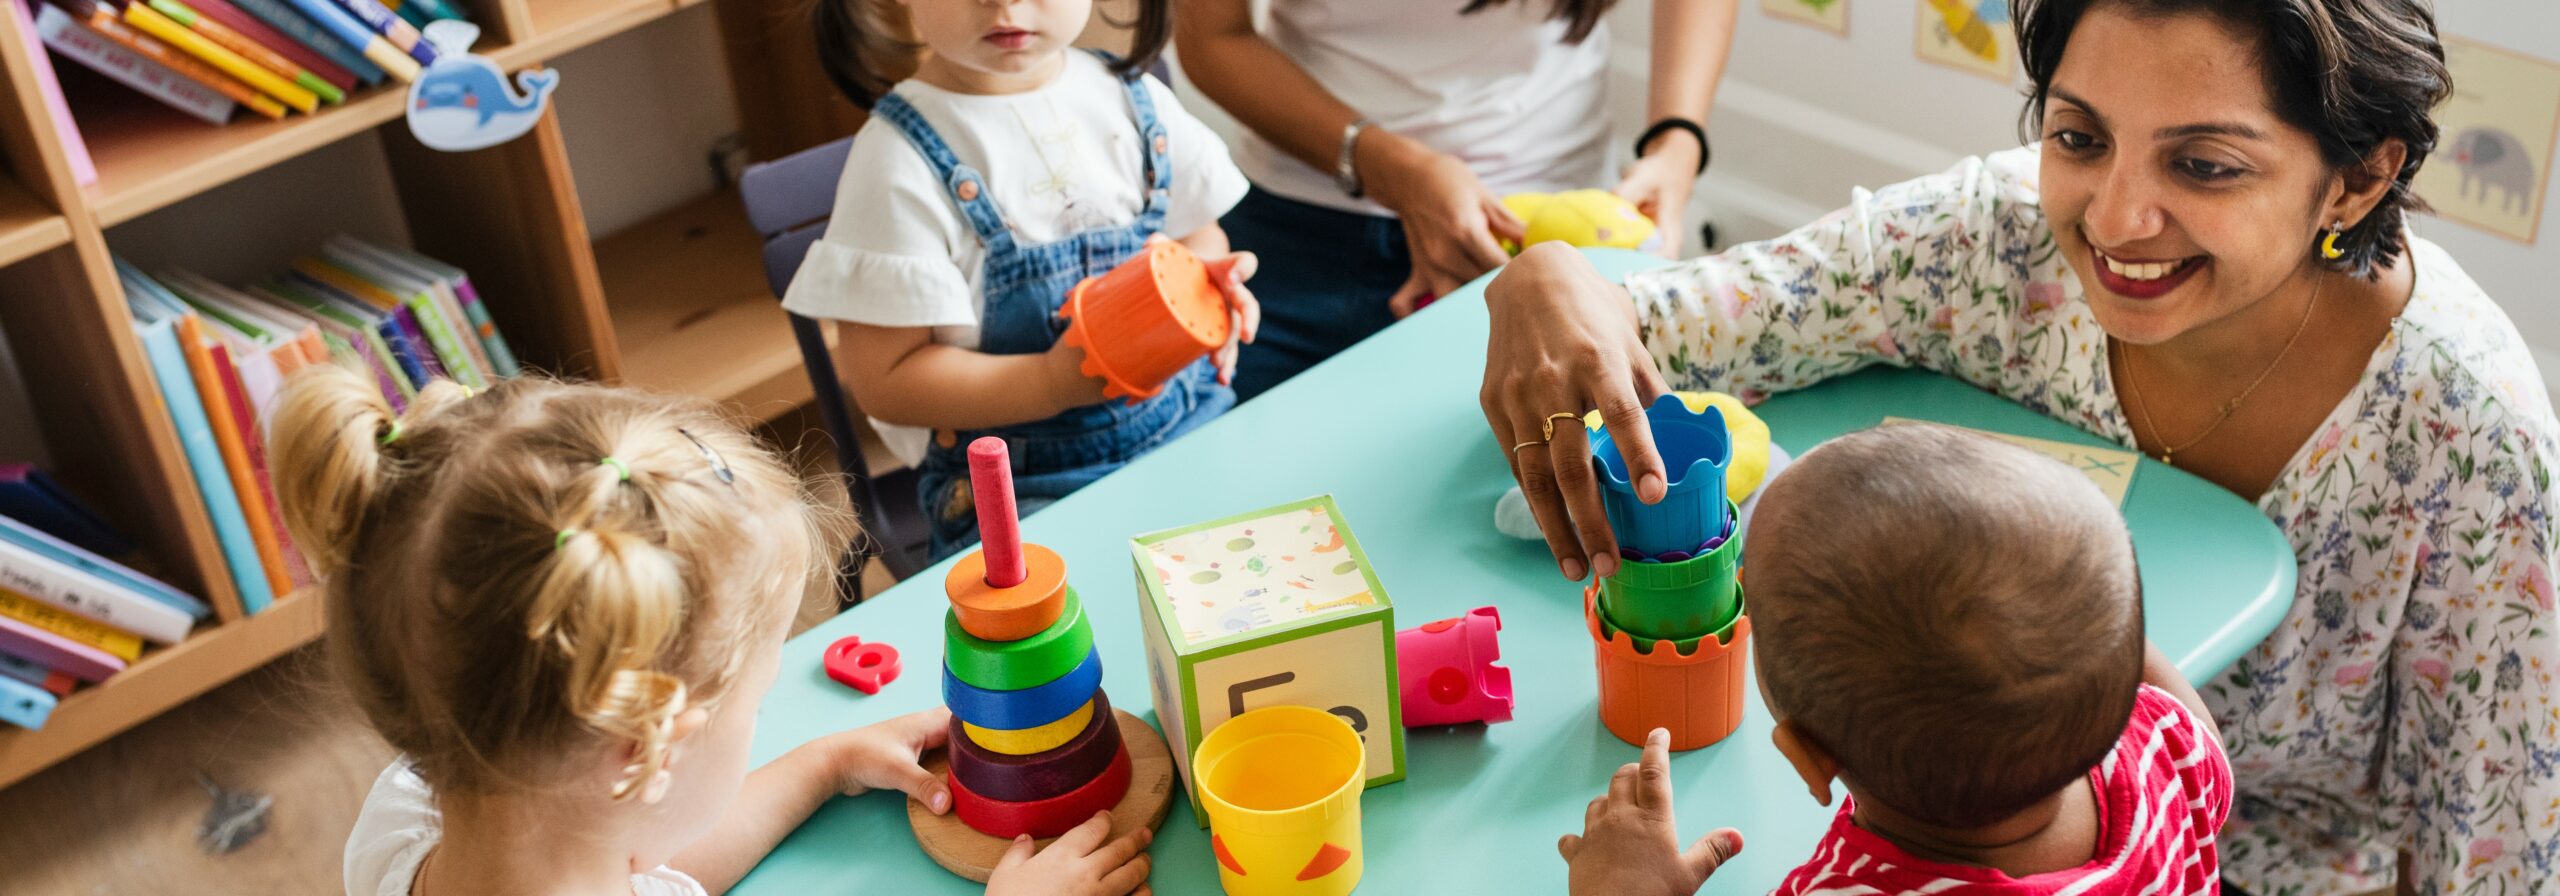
[122,262,274,616]
[334,238,516,377]
[223,0,381,85]
[180,317,295,598]
[34,1,241,124]
[120,1,319,112]
[13,0,95,184]
[0,614,125,682]
[0,464,136,558]
[0,512,209,622]
[180,0,355,91]
[0,529,194,643]
[0,650,76,697]
[0,672,57,730]
[0,589,143,660]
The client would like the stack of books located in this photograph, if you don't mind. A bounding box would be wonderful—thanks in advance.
[0,506,213,732]
[120,237,518,621]
[24,0,468,125]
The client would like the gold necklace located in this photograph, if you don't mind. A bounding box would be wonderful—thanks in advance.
[2116,275,2324,466]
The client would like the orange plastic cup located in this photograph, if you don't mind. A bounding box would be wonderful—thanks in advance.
[1059,239,1230,403]
[1584,581,1751,751]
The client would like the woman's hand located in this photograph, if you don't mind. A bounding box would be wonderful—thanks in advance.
[1559,728,1743,896]
[1613,135,1703,258]
[1201,250,1263,385]
[821,707,953,812]
[1364,132,1525,318]
[1481,242,1672,582]
[986,812,1155,896]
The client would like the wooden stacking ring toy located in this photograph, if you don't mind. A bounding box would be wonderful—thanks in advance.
[943,646,1104,730]
[963,698,1096,756]
[944,589,1093,691]
[949,742,1135,839]
[949,691,1125,801]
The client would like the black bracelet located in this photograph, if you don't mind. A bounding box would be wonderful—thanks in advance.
[1634,118,1711,175]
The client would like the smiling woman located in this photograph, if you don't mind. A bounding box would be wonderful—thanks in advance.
[1478,0,2560,892]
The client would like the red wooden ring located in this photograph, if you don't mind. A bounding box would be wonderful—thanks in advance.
[948,742,1133,839]
[949,690,1123,802]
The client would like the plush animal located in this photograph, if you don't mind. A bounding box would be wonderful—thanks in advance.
[1499,190,1660,254]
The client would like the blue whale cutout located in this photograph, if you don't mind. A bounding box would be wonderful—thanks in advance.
[405,21,559,152]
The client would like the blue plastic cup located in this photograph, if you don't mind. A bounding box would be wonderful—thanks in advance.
[1588,395,1731,558]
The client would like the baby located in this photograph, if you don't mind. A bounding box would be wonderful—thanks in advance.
[1564,423,2232,895]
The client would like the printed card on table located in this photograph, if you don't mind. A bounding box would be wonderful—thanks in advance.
[2413,36,2560,244]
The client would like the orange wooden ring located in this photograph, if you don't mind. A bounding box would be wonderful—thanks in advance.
[944,543,1069,641]
[949,742,1134,839]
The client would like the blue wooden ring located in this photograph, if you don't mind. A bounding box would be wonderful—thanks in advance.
[944,589,1093,691]
[943,647,1104,730]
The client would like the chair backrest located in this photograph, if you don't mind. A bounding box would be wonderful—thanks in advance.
[740,137,857,294]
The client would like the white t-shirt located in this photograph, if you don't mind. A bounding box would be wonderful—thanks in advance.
[1229,0,1614,215]
[344,761,709,896]
[781,52,1250,465]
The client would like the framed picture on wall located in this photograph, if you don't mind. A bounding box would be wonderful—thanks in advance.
[2414,36,2560,245]
[1764,0,1848,35]
[1912,0,2017,84]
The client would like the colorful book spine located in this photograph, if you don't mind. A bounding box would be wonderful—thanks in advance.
[181,321,295,601]
[0,651,74,698]
[278,0,414,81]
[0,590,143,661]
[0,615,124,682]
[0,514,209,621]
[133,318,275,615]
[180,0,356,91]
[396,0,465,24]
[446,278,517,377]
[0,463,137,559]
[326,0,427,64]
[211,340,312,588]
[33,3,237,125]
[264,277,416,401]
[224,0,381,85]
[147,0,343,104]
[0,673,56,730]
[0,527,195,644]
[123,2,319,113]
[13,0,95,185]
[72,3,286,121]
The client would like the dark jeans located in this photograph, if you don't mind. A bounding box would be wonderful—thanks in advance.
[1222,187,1412,401]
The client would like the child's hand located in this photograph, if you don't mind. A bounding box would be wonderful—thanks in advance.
[1558,728,1743,896]
[1199,251,1261,387]
[986,812,1154,896]
[821,707,953,813]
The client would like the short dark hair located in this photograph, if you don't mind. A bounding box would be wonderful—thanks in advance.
[2014,0,2452,280]
[811,0,1172,109]
[1744,423,2144,830]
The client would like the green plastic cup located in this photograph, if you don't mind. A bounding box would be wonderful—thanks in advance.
[1598,499,1741,641]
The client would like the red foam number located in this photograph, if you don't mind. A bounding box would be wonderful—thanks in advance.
[823,636,902,695]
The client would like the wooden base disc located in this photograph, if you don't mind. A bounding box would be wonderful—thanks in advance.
[909,709,1177,882]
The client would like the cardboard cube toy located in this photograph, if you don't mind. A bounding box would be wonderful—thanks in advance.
[1132,495,1405,820]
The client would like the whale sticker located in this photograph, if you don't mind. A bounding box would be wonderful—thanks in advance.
[405,20,559,152]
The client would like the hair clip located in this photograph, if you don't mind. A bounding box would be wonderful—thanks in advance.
[678,428,735,485]
[599,456,631,482]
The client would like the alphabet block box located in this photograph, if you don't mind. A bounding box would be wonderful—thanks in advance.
[1131,495,1405,821]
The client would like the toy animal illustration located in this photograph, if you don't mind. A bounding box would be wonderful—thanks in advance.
[406,21,559,152]
[2449,126,2538,215]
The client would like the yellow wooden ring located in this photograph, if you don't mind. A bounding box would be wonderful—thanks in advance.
[961,699,1096,756]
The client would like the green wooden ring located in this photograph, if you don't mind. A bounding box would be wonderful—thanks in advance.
[944,587,1093,691]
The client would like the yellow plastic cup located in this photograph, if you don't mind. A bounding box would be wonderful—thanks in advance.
[1193,706,1366,896]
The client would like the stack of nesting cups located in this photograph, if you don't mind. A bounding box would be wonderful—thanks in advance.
[1584,395,1753,751]
[941,438,1131,837]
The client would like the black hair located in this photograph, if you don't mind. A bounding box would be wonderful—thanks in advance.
[811,0,1171,109]
[2014,0,2451,280]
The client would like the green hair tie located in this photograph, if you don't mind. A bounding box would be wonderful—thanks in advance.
[379,420,403,445]
[556,528,579,551]
[600,456,631,482]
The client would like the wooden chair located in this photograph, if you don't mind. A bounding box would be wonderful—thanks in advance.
[740,139,931,604]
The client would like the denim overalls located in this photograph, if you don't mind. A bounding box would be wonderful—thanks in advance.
[872,59,1234,560]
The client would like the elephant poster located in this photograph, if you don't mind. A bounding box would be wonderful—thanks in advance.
[2415,37,2560,244]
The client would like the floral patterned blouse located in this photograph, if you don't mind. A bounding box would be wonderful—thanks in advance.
[1623,146,2560,895]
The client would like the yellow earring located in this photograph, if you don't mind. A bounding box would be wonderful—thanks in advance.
[2320,221,2346,260]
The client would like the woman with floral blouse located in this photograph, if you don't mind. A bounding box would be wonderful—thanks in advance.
[1481,0,2557,893]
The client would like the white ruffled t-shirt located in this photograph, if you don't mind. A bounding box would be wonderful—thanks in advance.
[780,52,1250,465]
[344,760,709,896]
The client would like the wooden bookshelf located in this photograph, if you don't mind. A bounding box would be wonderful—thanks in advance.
[596,190,812,418]
[0,0,862,789]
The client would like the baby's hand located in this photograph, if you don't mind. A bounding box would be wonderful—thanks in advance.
[1558,728,1743,896]
[1198,251,1261,387]
[986,812,1154,896]
[822,707,953,813]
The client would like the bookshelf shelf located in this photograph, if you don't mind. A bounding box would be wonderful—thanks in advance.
[595,189,811,418]
[79,87,412,226]
[0,590,322,789]
[0,178,67,267]
[517,0,668,63]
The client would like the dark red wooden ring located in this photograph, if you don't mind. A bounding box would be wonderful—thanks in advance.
[949,690,1123,802]
[949,742,1134,840]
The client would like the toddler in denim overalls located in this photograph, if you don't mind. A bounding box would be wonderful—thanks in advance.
[781,46,1257,561]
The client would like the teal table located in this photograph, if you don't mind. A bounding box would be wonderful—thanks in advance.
[737,249,2295,893]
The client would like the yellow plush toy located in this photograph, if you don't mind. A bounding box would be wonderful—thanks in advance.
[1500,190,1659,255]
[1585,391,1771,503]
